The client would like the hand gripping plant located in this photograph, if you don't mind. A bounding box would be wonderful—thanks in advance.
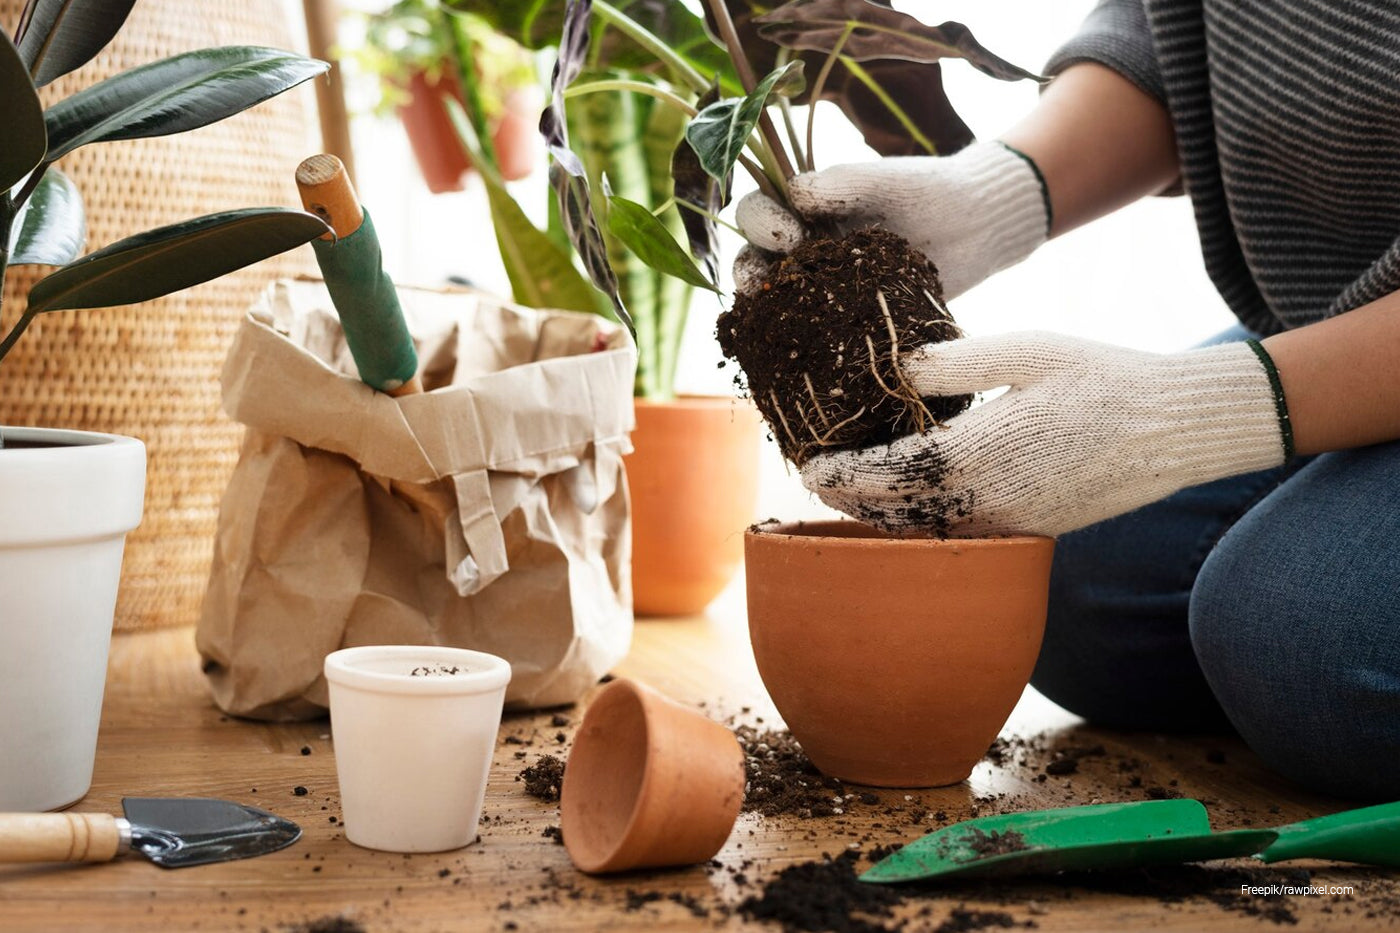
[455,0,1041,458]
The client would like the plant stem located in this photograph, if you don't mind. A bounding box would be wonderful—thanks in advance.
[445,8,498,172]
[840,56,938,155]
[701,0,796,184]
[565,79,698,118]
[806,24,855,172]
[773,49,809,172]
[594,0,709,96]
[676,198,743,236]
[12,162,48,210]
[0,311,35,366]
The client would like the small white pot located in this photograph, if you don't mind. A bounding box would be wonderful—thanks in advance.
[324,645,511,853]
[0,427,146,812]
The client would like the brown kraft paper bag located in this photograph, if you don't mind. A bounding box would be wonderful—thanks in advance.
[197,279,636,718]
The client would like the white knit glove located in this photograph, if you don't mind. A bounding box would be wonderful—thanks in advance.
[735,141,1048,299]
[801,332,1293,538]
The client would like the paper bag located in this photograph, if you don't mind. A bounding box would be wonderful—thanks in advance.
[196,279,636,718]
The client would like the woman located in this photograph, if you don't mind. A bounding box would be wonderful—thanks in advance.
[737,0,1400,799]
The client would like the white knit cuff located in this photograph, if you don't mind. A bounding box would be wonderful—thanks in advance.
[952,141,1049,274]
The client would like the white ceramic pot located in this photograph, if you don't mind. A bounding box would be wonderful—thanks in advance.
[0,427,146,811]
[324,645,511,853]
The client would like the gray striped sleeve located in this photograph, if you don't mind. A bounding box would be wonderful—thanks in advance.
[1044,0,1166,105]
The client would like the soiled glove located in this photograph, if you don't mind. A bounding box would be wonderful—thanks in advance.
[735,140,1048,299]
[801,332,1293,538]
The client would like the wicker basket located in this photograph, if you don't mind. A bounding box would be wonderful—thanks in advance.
[0,0,319,632]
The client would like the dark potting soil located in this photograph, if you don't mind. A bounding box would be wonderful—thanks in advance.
[284,917,367,933]
[959,828,1030,859]
[518,755,565,802]
[718,228,971,467]
[737,723,851,818]
[739,851,905,933]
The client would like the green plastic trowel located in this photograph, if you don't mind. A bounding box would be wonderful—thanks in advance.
[861,799,1400,883]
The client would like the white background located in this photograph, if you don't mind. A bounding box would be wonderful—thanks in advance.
[289,0,1237,520]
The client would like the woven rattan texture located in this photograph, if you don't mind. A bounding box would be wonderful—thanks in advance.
[0,0,320,631]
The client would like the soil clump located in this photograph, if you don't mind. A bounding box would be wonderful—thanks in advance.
[718,228,970,466]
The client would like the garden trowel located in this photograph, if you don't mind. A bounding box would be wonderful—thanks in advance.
[861,798,1400,883]
[0,797,301,868]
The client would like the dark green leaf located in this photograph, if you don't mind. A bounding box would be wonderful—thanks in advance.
[9,170,84,265]
[446,94,604,314]
[671,81,728,284]
[607,195,717,292]
[0,31,46,194]
[755,0,1043,81]
[685,61,802,184]
[15,0,137,87]
[448,0,741,94]
[44,47,329,162]
[25,208,329,314]
[705,0,971,157]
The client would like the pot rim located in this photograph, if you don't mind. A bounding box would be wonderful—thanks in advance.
[632,394,756,410]
[324,645,512,696]
[746,518,1053,548]
[0,425,142,452]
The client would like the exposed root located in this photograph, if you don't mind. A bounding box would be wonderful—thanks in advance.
[803,371,833,431]
[769,388,800,450]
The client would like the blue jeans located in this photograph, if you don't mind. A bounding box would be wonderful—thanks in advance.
[1031,326,1400,800]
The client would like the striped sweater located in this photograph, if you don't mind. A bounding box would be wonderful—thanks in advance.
[1046,0,1400,335]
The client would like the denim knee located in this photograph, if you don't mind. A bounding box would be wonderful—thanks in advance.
[1190,456,1400,800]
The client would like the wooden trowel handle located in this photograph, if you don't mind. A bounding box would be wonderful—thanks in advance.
[0,812,125,863]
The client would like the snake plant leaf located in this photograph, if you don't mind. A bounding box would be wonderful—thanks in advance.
[43,47,329,162]
[685,61,803,185]
[445,95,603,315]
[754,0,1043,81]
[24,208,329,314]
[8,169,85,266]
[447,0,740,95]
[0,31,46,194]
[671,81,729,285]
[606,194,718,292]
[14,0,137,87]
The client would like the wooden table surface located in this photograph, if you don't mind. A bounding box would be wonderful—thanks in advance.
[2,575,1396,932]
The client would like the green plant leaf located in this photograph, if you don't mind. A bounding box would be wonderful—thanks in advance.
[448,0,740,94]
[9,169,84,265]
[0,31,46,194]
[606,195,717,293]
[25,208,329,314]
[15,0,137,87]
[685,61,802,185]
[755,0,1043,81]
[44,47,329,162]
[445,94,604,315]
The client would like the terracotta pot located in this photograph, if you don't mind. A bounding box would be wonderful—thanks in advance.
[397,70,539,193]
[745,521,1054,788]
[560,678,744,874]
[626,397,762,616]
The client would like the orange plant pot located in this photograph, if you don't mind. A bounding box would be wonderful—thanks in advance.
[625,397,762,617]
[745,521,1054,788]
[397,70,538,193]
[560,678,744,874]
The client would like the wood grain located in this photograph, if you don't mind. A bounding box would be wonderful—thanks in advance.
[1,577,1395,932]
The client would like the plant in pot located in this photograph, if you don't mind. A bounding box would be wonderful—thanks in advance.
[521,0,1058,786]
[354,0,542,191]
[431,0,765,617]
[0,4,330,811]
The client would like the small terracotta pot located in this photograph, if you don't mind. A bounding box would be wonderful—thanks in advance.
[745,521,1054,788]
[626,397,762,616]
[560,678,744,874]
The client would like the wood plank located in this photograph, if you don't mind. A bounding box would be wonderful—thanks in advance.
[1,575,1395,932]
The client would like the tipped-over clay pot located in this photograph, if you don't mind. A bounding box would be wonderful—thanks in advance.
[560,678,744,873]
[745,521,1054,788]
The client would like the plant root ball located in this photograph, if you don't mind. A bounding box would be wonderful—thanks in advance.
[717,228,971,465]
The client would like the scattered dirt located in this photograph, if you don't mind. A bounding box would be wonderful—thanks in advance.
[718,228,971,467]
[283,917,366,933]
[960,828,1030,859]
[738,851,905,933]
[518,755,565,802]
[737,723,851,818]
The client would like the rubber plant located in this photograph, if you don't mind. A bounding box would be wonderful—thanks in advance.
[0,2,332,395]
[456,0,1043,458]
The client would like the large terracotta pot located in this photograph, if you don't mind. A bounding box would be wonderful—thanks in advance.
[745,521,1054,787]
[625,397,762,616]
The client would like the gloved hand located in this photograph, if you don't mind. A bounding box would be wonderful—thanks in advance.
[735,140,1049,300]
[800,332,1293,538]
